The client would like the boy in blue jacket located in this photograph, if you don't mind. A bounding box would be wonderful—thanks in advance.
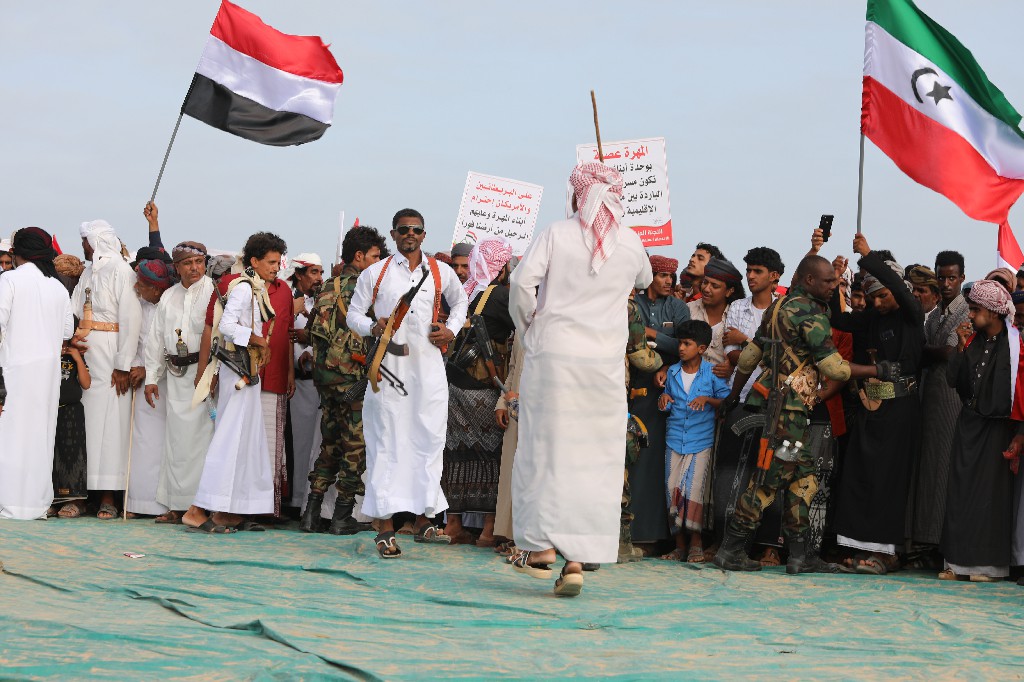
[658,320,730,561]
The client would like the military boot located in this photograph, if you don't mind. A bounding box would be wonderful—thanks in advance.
[617,523,643,563]
[786,536,842,574]
[713,530,761,571]
[328,503,368,535]
[299,492,324,533]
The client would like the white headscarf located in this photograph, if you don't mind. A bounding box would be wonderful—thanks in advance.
[81,220,124,273]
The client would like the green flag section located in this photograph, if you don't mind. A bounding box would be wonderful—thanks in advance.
[862,0,1024,226]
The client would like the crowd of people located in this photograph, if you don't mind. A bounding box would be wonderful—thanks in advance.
[2,161,1024,597]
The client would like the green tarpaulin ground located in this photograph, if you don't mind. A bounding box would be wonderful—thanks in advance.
[2,518,1023,680]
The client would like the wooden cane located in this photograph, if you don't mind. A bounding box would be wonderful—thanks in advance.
[590,90,604,163]
[123,384,136,521]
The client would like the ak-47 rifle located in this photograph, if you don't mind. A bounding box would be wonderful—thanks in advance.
[469,313,507,392]
[731,336,791,486]
[355,264,431,394]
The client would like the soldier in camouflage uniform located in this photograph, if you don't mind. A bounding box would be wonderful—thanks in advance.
[714,255,891,574]
[622,295,662,562]
[300,226,388,535]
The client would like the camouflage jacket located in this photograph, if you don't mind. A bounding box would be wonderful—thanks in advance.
[308,266,367,389]
[746,285,838,413]
[626,297,662,388]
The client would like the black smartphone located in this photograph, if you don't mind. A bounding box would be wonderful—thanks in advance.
[819,214,834,243]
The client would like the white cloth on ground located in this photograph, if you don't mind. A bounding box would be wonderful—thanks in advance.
[0,263,74,519]
[346,252,468,519]
[509,217,652,563]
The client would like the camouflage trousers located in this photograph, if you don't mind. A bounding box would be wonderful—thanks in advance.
[307,388,365,501]
[728,410,817,541]
[622,429,641,527]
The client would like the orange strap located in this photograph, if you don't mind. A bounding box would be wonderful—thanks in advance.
[371,256,393,308]
[428,256,442,325]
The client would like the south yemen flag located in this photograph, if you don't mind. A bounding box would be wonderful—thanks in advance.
[862,0,1024,230]
[182,0,344,146]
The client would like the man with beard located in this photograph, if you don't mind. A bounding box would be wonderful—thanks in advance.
[347,209,468,558]
[0,227,74,519]
[143,243,216,523]
[628,254,690,552]
[680,242,724,302]
[301,226,388,534]
[905,251,967,562]
[450,242,473,285]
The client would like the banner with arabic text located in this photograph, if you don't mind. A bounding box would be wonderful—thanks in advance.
[452,172,543,256]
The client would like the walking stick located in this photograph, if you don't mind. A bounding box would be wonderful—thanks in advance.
[122,384,137,521]
[590,90,604,162]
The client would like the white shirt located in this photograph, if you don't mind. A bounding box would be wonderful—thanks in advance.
[0,263,74,367]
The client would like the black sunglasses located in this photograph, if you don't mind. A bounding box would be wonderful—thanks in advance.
[395,225,425,236]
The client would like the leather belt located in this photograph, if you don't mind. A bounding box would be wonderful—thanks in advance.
[167,352,200,367]
[82,321,119,332]
[864,376,916,400]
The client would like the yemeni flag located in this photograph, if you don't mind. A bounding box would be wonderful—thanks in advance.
[862,0,1024,268]
[182,0,344,146]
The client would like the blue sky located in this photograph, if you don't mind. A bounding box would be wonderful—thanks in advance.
[4,1,1024,279]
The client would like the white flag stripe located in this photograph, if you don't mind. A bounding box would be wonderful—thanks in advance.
[865,21,1024,179]
[197,36,341,125]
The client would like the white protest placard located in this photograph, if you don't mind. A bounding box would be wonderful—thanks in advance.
[575,137,672,247]
[452,172,543,255]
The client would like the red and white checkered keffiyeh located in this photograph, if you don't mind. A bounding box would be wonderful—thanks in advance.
[464,236,514,301]
[570,162,625,275]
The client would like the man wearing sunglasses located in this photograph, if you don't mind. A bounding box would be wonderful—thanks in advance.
[347,209,469,558]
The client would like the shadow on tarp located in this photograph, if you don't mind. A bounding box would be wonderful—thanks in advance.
[1,518,1023,680]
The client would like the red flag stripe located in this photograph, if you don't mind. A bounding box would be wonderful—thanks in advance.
[998,222,1024,270]
[862,76,1024,224]
[210,0,343,84]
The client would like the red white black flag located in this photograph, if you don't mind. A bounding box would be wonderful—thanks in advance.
[182,1,344,146]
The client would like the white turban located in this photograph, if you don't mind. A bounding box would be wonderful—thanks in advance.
[82,219,124,272]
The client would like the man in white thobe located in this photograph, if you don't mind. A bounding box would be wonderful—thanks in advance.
[144,243,216,520]
[124,258,173,517]
[508,163,652,597]
[287,252,324,510]
[347,208,468,558]
[0,227,75,520]
[183,232,284,533]
[72,220,142,519]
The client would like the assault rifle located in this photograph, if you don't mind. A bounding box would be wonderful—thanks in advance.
[469,313,508,392]
[731,336,789,485]
[360,264,431,394]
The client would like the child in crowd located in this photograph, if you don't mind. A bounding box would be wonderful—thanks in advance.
[658,320,730,562]
[51,326,91,518]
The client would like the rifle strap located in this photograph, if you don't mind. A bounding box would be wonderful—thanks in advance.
[768,295,808,383]
[428,256,442,326]
[371,256,393,309]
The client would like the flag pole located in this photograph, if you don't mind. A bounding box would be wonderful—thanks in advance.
[856,132,866,234]
[149,112,185,203]
[590,90,604,162]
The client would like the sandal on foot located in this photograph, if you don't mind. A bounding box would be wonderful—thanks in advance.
[495,540,516,555]
[155,511,183,525]
[510,551,553,579]
[687,546,706,563]
[413,524,451,544]
[58,503,83,519]
[375,531,402,558]
[446,529,475,545]
[554,567,584,597]
[96,503,118,520]
[758,547,781,567]
[186,519,236,534]
[855,555,890,575]
[938,569,966,581]
[660,548,686,561]
[969,574,1002,583]
[475,535,498,548]
[235,520,265,532]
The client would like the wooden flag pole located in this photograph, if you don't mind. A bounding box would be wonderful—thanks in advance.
[590,90,604,162]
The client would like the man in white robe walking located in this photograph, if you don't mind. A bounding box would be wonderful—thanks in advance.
[0,227,75,520]
[347,208,468,558]
[508,162,652,596]
[72,220,142,519]
[144,242,216,522]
